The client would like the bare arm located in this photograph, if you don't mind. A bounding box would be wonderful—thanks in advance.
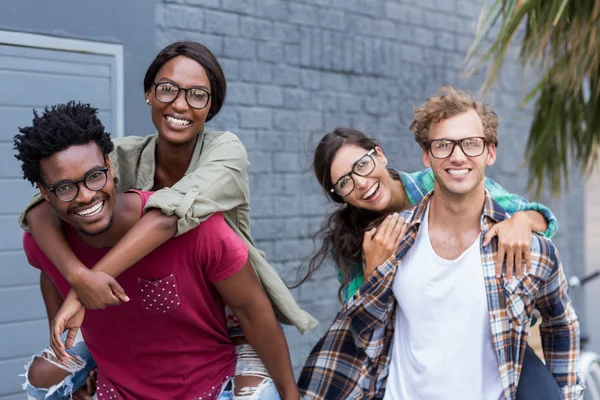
[91,209,177,277]
[40,272,63,326]
[27,202,127,309]
[214,260,299,400]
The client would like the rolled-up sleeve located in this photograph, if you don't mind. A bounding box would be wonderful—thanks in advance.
[483,176,559,238]
[144,136,250,236]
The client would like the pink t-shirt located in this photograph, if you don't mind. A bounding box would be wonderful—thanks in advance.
[24,190,248,400]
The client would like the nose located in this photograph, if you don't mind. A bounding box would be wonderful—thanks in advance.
[171,90,189,112]
[353,174,369,189]
[449,143,467,162]
[75,182,97,204]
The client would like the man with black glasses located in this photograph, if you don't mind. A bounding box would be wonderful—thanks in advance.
[300,87,582,400]
[15,102,299,400]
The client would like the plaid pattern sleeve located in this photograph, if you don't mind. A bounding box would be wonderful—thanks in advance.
[398,168,559,238]
[299,208,420,400]
[532,240,583,399]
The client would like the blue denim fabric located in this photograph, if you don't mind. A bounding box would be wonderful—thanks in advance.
[23,335,96,400]
[516,345,562,400]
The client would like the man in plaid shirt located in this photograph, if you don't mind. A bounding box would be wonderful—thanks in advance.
[299,86,582,399]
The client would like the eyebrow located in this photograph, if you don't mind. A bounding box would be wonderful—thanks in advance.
[155,78,210,91]
[49,165,106,188]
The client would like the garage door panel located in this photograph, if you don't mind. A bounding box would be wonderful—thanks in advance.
[0,180,38,215]
[0,287,45,324]
[0,216,25,251]
[0,70,111,110]
[0,106,112,142]
[0,320,48,360]
[0,252,38,288]
[0,358,30,397]
[0,54,110,78]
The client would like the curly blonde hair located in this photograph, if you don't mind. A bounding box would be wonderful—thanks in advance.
[410,86,498,150]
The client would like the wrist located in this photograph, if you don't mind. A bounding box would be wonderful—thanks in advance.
[65,265,90,287]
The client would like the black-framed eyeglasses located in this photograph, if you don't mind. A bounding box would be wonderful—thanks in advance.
[330,149,376,197]
[41,167,109,202]
[428,137,488,159]
[153,82,211,110]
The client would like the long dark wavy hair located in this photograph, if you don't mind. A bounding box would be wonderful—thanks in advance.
[293,127,401,301]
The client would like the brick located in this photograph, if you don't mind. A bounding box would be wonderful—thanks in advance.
[273,23,301,44]
[435,0,458,13]
[254,0,290,20]
[318,8,345,31]
[223,37,257,60]
[358,0,386,17]
[247,150,273,172]
[284,44,301,66]
[221,0,256,15]
[258,42,284,63]
[301,70,321,90]
[284,88,312,110]
[413,27,436,47]
[330,0,361,13]
[240,16,274,40]
[273,152,303,173]
[219,58,240,82]
[239,61,273,83]
[183,0,219,7]
[385,2,408,22]
[161,4,204,31]
[226,82,257,105]
[288,3,319,26]
[272,65,301,87]
[204,10,239,36]
[436,31,456,51]
[257,86,284,107]
[239,107,272,129]
[338,94,363,113]
[273,110,323,132]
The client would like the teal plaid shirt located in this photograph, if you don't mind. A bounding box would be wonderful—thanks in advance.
[300,191,581,400]
[338,168,559,303]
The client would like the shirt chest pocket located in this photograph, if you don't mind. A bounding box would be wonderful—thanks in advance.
[137,273,180,314]
[504,275,540,327]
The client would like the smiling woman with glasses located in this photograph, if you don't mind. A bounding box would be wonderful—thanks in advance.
[18,41,305,400]
[330,149,376,197]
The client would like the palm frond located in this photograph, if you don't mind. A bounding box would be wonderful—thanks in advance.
[468,0,600,195]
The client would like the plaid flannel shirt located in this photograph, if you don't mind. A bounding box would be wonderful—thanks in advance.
[300,191,582,400]
[339,168,559,303]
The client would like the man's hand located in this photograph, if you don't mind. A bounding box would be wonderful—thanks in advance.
[50,290,85,364]
[70,269,128,309]
[72,368,97,400]
[483,211,533,282]
[362,214,407,277]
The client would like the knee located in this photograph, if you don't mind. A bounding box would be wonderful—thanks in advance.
[27,357,69,389]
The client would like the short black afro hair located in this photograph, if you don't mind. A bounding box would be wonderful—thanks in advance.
[14,101,114,185]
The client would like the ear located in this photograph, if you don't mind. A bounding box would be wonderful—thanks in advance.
[486,144,497,166]
[105,156,114,176]
[375,146,387,166]
[38,183,50,202]
[422,148,431,168]
[145,89,152,105]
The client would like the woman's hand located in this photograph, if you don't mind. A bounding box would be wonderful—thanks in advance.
[70,269,129,310]
[50,290,86,364]
[483,211,533,282]
[362,213,407,278]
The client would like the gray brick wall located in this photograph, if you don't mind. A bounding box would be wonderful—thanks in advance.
[155,0,586,373]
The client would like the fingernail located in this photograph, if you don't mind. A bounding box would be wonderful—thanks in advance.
[125,296,130,302]
[496,274,501,279]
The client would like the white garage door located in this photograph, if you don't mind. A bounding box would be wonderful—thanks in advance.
[0,32,123,399]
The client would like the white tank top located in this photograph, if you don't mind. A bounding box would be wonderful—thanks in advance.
[383,206,504,400]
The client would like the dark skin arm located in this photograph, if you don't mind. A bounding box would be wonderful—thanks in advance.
[31,273,96,399]
[27,202,174,309]
[214,260,299,400]
[27,202,128,309]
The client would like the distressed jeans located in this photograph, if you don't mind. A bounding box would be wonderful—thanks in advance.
[23,340,280,400]
[23,332,96,400]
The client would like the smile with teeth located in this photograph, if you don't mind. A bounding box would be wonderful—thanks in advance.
[165,115,191,126]
[363,182,380,200]
[74,201,104,217]
[447,168,470,176]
